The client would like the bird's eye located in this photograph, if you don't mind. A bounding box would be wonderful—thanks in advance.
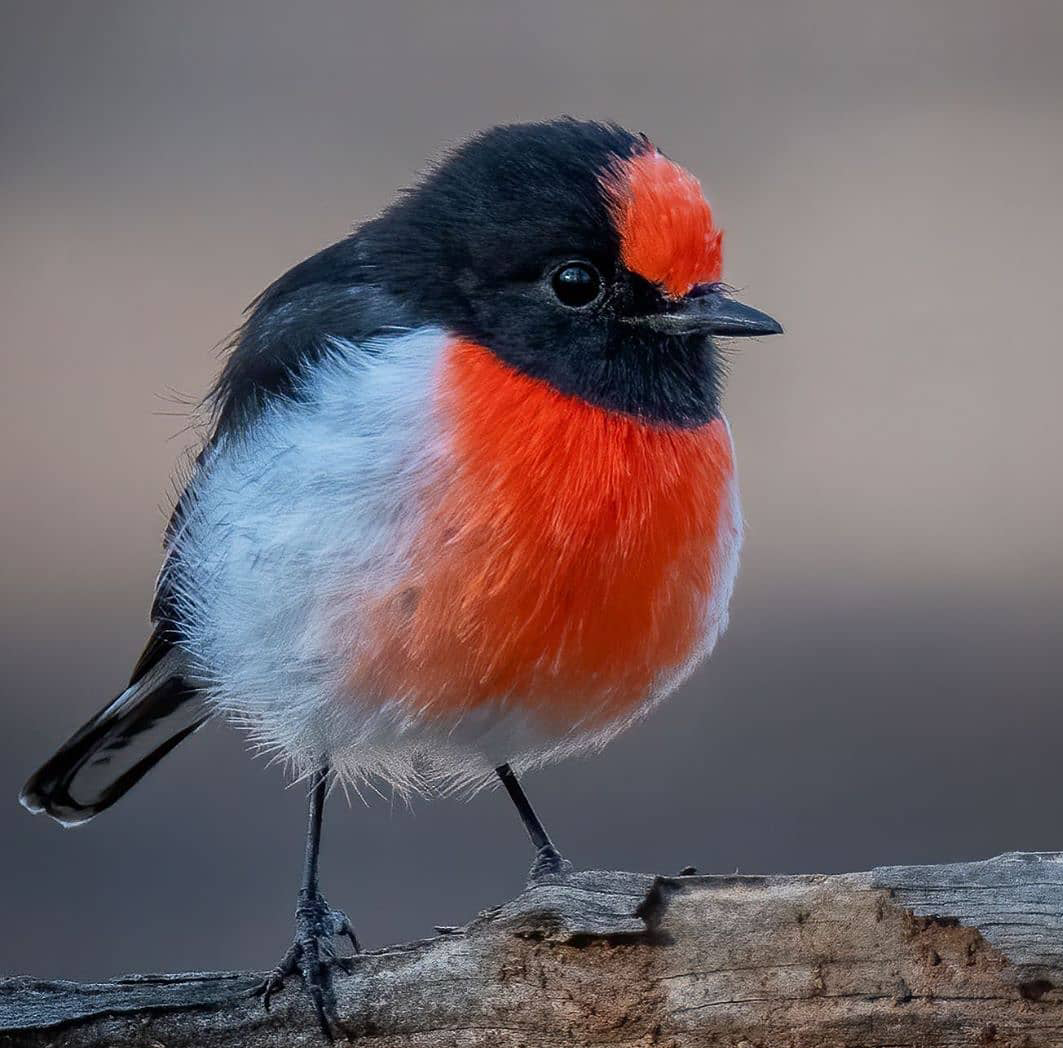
[550,261,603,308]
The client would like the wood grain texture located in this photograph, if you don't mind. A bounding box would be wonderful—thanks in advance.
[2,852,1061,1047]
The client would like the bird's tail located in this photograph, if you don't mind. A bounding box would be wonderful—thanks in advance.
[19,647,211,827]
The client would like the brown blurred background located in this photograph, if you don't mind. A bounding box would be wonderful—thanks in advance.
[2,1,1061,980]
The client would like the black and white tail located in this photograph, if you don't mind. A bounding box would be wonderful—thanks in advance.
[19,647,211,827]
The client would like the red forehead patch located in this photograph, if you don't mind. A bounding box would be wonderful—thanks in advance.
[605,148,723,297]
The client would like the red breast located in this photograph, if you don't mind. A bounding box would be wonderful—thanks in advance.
[351,338,736,729]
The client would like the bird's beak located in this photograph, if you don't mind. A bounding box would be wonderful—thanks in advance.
[628,285,783,338]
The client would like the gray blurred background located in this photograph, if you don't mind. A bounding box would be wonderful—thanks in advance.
[2,1,1061,980]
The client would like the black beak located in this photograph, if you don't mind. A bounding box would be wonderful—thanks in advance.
[628,285,783,338]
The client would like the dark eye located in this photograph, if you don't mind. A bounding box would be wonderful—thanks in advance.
[550,261,602,308]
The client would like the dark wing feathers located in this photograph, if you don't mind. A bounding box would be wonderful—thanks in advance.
[209,244,413,437]
[22,246,409,824]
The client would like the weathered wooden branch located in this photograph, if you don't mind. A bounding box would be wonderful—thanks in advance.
[3,851,1061,1047]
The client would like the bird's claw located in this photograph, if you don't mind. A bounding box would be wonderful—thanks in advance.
[528,843,573,884]
[253,890,359,1041]
[258,941,299,1012]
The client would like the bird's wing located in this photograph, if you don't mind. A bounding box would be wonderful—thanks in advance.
[21,244,416,825]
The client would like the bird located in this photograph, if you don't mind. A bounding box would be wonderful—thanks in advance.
[19,118,781,1038]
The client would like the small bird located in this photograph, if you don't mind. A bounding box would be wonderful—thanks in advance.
[20,119,780,1036]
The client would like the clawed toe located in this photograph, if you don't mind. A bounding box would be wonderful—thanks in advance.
[255,944,299,1012]
[254,891,359,1040]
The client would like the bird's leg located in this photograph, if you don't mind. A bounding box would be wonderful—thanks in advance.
[255,765,359,1041]
[495,763,571,882]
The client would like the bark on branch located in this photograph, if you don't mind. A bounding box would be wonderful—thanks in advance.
[3,851,1062,1047]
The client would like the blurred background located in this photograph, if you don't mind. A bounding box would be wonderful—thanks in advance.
[2,1,1061,980]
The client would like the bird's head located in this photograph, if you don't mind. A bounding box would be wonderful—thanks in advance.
[362,118,781,426]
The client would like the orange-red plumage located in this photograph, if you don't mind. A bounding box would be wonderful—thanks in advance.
[605,148,723,296]
[353,339,736,729]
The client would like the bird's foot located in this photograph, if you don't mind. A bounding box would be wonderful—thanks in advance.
[254,889,359,1041]
[528,843,573,884]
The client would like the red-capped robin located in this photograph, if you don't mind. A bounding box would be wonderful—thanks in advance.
[20,118,781,1036]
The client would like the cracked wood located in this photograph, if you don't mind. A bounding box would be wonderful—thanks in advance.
[1,852,1061,1046]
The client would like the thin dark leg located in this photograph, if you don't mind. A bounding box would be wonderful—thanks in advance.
[301,766,328,896]
[255,765,359,1041]
[496,763,570,881]
[496,763,553,851]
